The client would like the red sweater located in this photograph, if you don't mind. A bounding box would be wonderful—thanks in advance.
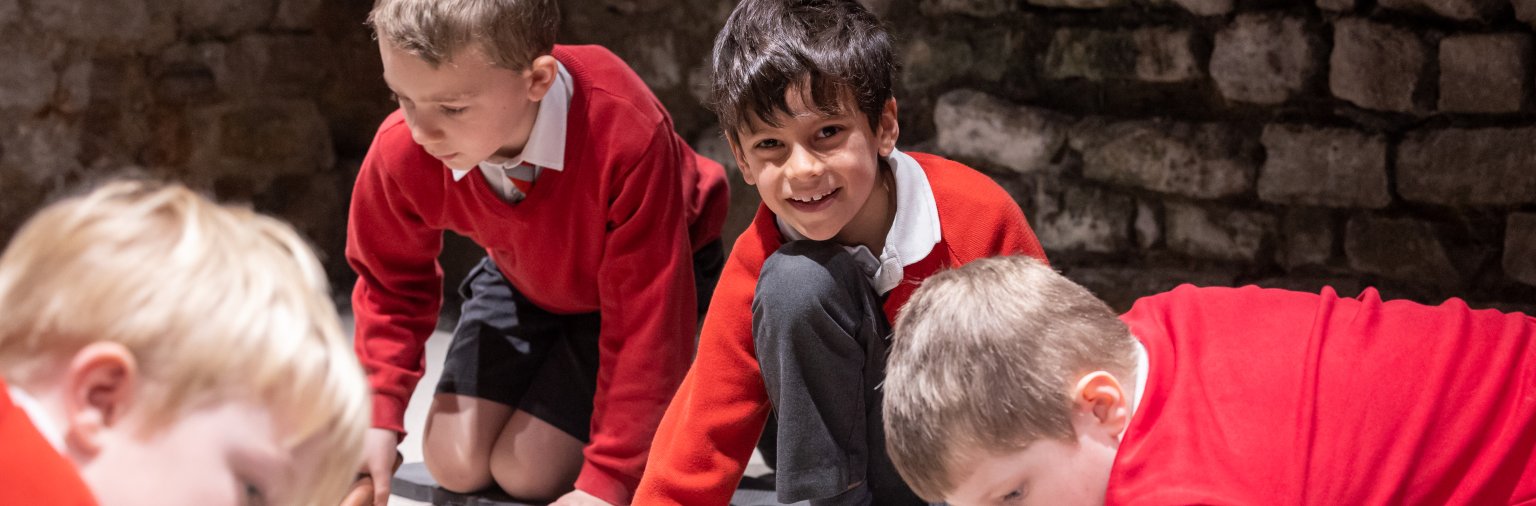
[0,378,97,506]
[635,153,1047,505]
[1113,285,1536,505]
[347,45,728,504]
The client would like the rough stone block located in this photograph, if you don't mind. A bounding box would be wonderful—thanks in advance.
[1397,127,1536,206]
[186,100,334,191]
[1166,202,1277,263]
[623,32,682,90]
[1317,0,1356,12]
[1030,181,1135,254]
[1379,0,1502,21]
[0,116,84,185]
[1329,19,1428,113]
[1346,215,1460,286]
[1438,34,1532,114]
[0,28,64,113]
[1028,0,1128,9]
[0,0,16,21]
[1070,118,1257,199]
[1147,0,1234,15]
[1045,27,1202,83]
[180,0,274,37]
[1063,265,1238,311]
[1280,208,1335,269]
[935,90,1069,174]
[227,35,329,98]
[902,36,973,92]
[857,0,895,16]
[1258,124,1390,208]
[1135,199,1161,249]
[1518,0,1536,27]
[1506,213,1536,287]
[1210,14,1323,105]
[920,0,1014,16]
[273,0,323,29]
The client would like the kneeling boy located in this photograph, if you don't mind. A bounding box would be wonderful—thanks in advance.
[884,256,1536,506]
[0,181,370,506]
[636,0,1047,504]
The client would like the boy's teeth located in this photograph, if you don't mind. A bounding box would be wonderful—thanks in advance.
[792,190,832,203]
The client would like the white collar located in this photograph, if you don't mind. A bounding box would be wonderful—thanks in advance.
[776,149,942,294]
[1130,340,1148,416]
[452,62,574,181]
[8,384,65,453]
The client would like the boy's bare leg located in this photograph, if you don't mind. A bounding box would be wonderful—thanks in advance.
[422,393,516,492]
[489,409,585,501]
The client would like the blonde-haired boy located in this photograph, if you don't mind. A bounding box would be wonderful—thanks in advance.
[0,180,369,506]
[884,255,1536,506]
[351,0,727,504]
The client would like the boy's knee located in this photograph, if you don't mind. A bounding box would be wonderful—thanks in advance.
[489,450,575,501]
[423,442,495,493]
[757,240,866,311]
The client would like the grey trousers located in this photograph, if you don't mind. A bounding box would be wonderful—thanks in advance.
[753,241,925,506]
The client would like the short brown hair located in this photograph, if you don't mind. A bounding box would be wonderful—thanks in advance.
[883,256,1137,502]
[368,0,559,70]
[709,0,897,140]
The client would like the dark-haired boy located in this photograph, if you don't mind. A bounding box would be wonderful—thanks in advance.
[635,0,1048,504]
[348,0,728,504]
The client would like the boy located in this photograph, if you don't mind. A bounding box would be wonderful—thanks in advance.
[635,1,1047,504]
[0,180,370,506]
[883,256,1536,506]
[348,0,729,504]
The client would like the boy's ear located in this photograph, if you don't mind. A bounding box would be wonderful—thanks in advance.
[1071,371,1131,442]
[523,55,560,102]
[725,134,757,186]
[876,97,899,158]
[62,342,139,456]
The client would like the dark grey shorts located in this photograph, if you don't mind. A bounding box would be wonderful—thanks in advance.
[436,240,724,441]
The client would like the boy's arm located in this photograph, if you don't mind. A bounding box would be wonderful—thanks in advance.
[346,136,446,434]
[635,253,772,505]
[576,127,700,504]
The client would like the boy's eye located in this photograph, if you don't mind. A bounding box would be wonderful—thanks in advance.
[440,105,467,116]
[242,482,267,506]
[753,139,782,149]
[816,125,843,139]
[1002,488,1025,503]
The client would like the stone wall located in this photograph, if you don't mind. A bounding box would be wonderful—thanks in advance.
[2,0,1533,312]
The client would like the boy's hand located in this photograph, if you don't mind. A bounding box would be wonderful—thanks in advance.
[550,489,613,506]
[343,428,403,506]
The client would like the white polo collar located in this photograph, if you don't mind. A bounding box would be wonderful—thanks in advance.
[451,61,574,181]
[8,384,64,452]
[777,149,942,294]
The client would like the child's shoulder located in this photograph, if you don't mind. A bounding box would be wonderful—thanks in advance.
[905,151,1022,221]
[554,45,675,156]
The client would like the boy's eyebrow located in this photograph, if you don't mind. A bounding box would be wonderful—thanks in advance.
[379,78,477,103]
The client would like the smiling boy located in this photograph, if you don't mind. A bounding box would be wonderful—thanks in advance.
[884,256,1536,506]
[347,1,728,505]
[634,1,1047,504]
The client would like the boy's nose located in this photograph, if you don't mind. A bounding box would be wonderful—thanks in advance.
[784,147,826,181]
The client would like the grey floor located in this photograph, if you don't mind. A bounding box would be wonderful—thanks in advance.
[340,314,772,505]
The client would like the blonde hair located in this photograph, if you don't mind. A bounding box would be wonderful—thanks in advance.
[883,256,1137,502]
[368,0,559,70]
[0,180,369,506]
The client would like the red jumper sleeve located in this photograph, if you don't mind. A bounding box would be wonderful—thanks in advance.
[345,123,446,434]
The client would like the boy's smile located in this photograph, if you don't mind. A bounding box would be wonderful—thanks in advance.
[731,88,900,251]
